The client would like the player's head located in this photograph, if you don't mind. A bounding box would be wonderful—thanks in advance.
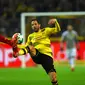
[31,18,41,32]
[67,25,73,31]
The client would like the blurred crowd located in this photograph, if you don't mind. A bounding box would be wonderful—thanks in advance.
[0,0,85,37]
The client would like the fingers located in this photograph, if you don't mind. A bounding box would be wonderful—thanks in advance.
[48,19,56,25]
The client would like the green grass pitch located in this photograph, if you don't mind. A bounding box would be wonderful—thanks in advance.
[0,62,85,85]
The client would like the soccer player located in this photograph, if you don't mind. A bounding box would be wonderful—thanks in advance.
[0,34,18,57]
[61,25,80,71]
[13,18,61,85]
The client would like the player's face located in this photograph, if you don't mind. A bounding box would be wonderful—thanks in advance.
[67,25,73,31]
[31,20,40,32]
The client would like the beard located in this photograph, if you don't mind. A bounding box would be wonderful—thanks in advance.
[33,27,40,32]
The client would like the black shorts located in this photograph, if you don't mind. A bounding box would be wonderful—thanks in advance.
[31,49,56,74]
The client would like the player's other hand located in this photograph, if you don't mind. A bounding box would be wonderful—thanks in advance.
[48,19,56,25]
[77,46,80,51]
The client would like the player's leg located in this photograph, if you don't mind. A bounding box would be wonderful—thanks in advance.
[41,55,58,85]
[30,50,59,85]
[69,57,75,71]
[0,34,18,46]
[0,34,12,45]
[29,46,37,56]
[68,55,75,71]
[66,49,71,66]
[48,72,58,85]
[70,48,76,71]
[67,48,76,71]
[10,33,19,57]
[12,33,41,58]
[20,45,37,57]
[66,49,73,70]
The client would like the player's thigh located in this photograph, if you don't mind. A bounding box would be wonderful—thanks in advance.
[40,55,56,74]
[31,49,41,64]
[66,49,71,58]
[66,48,76,58]
[70,48,77,57]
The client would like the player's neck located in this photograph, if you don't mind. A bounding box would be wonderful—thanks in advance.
[68,30,72,32]
[34,28,41,32]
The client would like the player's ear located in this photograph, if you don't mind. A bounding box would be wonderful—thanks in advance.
[39,24,41,28]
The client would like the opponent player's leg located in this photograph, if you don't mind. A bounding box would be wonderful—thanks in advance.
[0,34,18,58]
[67,48,76,71]
[0,34,12,45]
[66,49,72,69]
[69,57,75,71]
[11,33,20,57]
[41,56,58,85]
[70,48,76,71]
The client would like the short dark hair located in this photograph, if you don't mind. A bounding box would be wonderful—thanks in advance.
[67,24,73,27]
[31,18,40,23]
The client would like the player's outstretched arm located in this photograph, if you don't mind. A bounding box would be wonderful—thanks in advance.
[48,19,61,32]
[45,19,61,36]
[49,19,61,31]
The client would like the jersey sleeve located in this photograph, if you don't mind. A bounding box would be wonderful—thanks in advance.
[45,20,61,36]
[61,31,67,42]
[74,31,79,43]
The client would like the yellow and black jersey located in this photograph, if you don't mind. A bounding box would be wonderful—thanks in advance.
[18,20,61,57]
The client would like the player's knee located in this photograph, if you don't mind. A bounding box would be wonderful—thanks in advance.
[29,45,35,51]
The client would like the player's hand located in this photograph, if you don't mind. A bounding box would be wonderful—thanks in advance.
[48,19,56,25]
[77,46,80,51]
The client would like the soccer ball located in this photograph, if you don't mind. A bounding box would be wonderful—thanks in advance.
[12,33,23,44]
[17,33,23,44]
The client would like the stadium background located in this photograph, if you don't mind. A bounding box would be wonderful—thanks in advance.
[0,0,85,85]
